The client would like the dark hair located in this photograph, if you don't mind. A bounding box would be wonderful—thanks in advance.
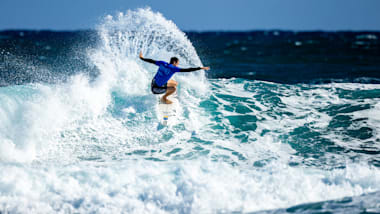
[170,57,179,64]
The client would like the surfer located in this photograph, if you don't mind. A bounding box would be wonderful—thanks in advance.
[139,51,210,104]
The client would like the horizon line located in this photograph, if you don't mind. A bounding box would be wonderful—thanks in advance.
[1,28,380,33]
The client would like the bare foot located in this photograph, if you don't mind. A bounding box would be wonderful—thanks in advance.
[161,97,173,104]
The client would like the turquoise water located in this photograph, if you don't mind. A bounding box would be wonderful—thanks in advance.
[0,8,379,213]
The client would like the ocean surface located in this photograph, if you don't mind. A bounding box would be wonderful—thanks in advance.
[1,8,380,213]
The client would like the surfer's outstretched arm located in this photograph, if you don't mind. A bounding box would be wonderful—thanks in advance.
[139,52,156,64]
[180,66,210,72]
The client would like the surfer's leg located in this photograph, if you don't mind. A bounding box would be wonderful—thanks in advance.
[167,80,178,87]
[162,87,175,104]
[162,80,177,104]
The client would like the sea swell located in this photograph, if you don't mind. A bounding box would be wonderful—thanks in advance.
[0,8,379,213]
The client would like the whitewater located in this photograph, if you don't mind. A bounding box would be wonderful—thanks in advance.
[0,8,380,213]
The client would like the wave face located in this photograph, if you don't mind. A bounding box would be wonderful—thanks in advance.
[0,8,380,213]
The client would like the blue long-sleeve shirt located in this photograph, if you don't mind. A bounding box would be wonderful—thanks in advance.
[140,57,201,86]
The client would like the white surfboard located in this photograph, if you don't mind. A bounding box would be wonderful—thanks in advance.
[156,95,180,127]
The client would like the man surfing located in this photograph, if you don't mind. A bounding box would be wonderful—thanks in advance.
[139,51,210,104]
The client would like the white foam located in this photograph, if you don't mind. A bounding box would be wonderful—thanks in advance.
[0,161,379,213]
[0,8,209,163]
[1,8,380,213]
[92,7,208,96]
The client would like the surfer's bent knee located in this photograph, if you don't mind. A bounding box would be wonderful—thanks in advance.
[167,81,177,88]
[168,86,176,91]
[168,80,177,85]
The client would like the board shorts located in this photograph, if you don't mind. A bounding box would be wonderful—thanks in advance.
[151,79,167,94]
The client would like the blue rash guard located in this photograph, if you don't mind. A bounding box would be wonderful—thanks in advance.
[153,61,180,86]
[139,56,202,94]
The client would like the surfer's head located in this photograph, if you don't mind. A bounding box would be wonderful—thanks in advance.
[170,57,179,66]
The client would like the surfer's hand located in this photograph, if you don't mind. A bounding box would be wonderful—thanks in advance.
[202,67,210,71]
[139,51,143,59]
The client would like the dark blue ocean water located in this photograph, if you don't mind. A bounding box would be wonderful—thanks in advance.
[0,9,379,213]
[1,30,380,85]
